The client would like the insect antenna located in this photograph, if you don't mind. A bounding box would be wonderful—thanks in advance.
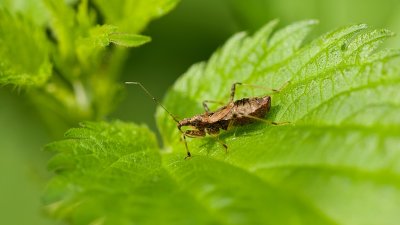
[125,82,180,124]
[126,82,195,158]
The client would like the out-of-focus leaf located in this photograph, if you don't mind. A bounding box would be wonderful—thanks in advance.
[228,0,400,47]
[109,33,151,47]
[0,0,49,25]
[92,0,179,32]
[0,11,51,87]
[76,25,150,64]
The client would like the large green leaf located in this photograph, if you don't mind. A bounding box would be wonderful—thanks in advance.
[158,20,400,224]
[45,21,400,224]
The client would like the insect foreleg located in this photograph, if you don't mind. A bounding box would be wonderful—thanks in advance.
[181,133,191,159]
[181,129,206,159]
[185,129,206,138]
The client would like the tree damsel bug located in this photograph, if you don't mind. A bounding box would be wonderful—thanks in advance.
[125,81,288,159]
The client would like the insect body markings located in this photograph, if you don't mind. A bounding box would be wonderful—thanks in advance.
[126,82,286,159]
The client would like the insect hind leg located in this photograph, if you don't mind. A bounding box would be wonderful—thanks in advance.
[230,81,291,102]
[205,128,228,153]
[238,113,291,126]
[202,100,225,114]
[230,82,242,102]
[216,136,228,153]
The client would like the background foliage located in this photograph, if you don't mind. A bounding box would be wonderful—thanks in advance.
[1,0,400,224]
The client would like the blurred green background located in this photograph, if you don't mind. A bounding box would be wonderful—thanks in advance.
[1,0,400,224]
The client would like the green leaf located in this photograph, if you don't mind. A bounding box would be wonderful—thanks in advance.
[45,21,400,224]
[76,25,150,68]
[78,24,151,48]
[108,33,151,47]
[44,121,222,225]
[156,20,400,224]
[92,0,179,33]
[0,10,51,87]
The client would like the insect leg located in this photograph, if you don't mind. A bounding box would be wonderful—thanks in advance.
[239,113,291,126]
[181,133,191,159]
[230,81,291,100]
[216,136,228,153]
[182,129,206,159]
[230,82,243,102]
[205,128,228,153]
[202,100,225,114]
[239,81,290,93]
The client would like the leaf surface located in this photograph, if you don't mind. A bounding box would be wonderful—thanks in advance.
[46,21,400,225]
[157,20,400,225]
[44,121,219,225]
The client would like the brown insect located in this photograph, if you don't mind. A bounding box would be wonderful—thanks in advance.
[126,82,287,158]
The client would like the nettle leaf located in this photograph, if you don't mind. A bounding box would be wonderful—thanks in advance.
[92,0,179,33]
[0,10,51,86]
[44,121,220,225]
[45,21,400,225]
[157,20,400,224]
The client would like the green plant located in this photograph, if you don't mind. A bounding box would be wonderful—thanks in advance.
[42,19,400,225]
[0,0,177,134]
